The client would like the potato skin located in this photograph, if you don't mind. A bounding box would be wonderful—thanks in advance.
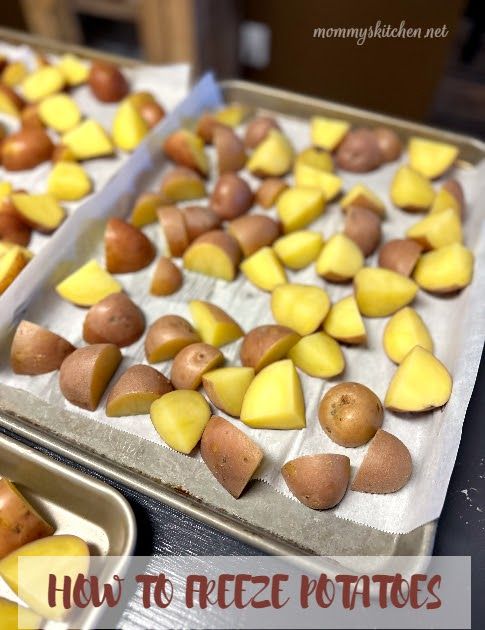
[200,416,263,498]
[0,198,31,246]
[139,100,165,128]
[318,382,383,447]
[88,60,129,102]
[255,177,288,208]
[210,173,253,220]
[150,256,183,295]
[442,178,465,216]
[158,206,189,257]
[83,292,145,347]
[183,205,221,241]
[282,454,350,510]
[228,214,281,257]
[106,364,172,415]
[1,127,54,171]
[145,315,200,363]
[244,116,280,149]
[105,218,155,273]
[186,229,242,269]
[196,112,226,143]
[373,126,402,163]
[344,206,381,256]
[240,324,299,372]
[378,238,422,277]
[171,342,224,390]
[213,126,246,174]
[335,128,383,173]
[11,320,75,375]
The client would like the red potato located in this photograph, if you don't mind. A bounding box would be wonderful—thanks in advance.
[0,478,55,559]
[183,230,242,281]
[160,167,206,202]
[378,239,422,277]
[335,128,383,172]
[1,127,54,171]
[106,364,173,416]
[10,320,75,375]
[244,116,280,149]
[158,206,189,257]
[213,126,246,174]
[344,206,381,256]
[200,416,264,498]
[88,60,129,102]
[20,103,44,129]
[196,112,227,143]
[442,178,465,216]
[210,173,253,220]
[240,325,300,372]
[373,126,402,162]
[163,129,209,176]
[0,83,26,115]
[170,342,224,390]
[145,315,200,363]
[83,293,145,347]
[105,218,155,273]
[0,198,31,246]
[150,256,183,295]
[228,214,281,257]
[139,100,165,128]
[255,177,288,208]
[183,206,221,241]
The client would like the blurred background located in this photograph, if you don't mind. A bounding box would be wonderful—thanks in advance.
[1,0,483,138]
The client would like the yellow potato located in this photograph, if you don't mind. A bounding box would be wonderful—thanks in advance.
[47,161,92,200]
[11,193,65,233]
[161,167,206,202]
[276,186,325,233]
[273,230,323,269]
[406,207,462,250]
[2,61,28,87]
[294,163,342,201]
[202,366,255,417]
[288,332,344,378]
[240,325,300,372]
[323,295,366,344]
[295,147,333,172]
[310,116,350,150]
[0,247,29,295]
[183,231,241,281]
[390,165,435,212]
[240,359,305,429]
[383,307,433,364]
[0,597,42,630]
[112,98,148,151]
[315,233,363,282]
[429,187,461,217]
[271,283,330,335]
[408,137,458,179]
[145,315,200,363]
[22,66,65,102]
[150,390,210,453]
[62,119,114,159]
[189,300,243,347]
[163,129,209,176]
[340,183,385,217]
[214,103,252,126]
[55,259,122,306]
[57,53,89,86]
[246,129,294,177]
[38,93,81,132]
[354,267,418,317]
[130,192,165,227]
[413,242,474,293]
[240,246,287,291]
[106,364,173,416]
[385,346,452,412]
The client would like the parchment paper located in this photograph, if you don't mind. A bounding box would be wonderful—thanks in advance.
[0,74,483,534]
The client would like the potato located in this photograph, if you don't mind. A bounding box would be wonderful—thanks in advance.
[11,193,64,233]
[158,206,189,257]
[246,129,294,177]
[171,342,224,390]
[201,416,263,498]
[214,126,246,174]
[51,143,76,163]
[215,103,252,127]
[282,454,350,509]
[189,300,243,347]
[56,259,122,307]
[0,479,54,560]
[47,161,92,201]
[38,93,81,132]
[413,242,474,293]
[383,307,433,364]
[244,115,280,149]
[2,61,28,87]
[0,241,33,261]
[83,293,145,347]
[59,344,122,411]
[240,246,287,291]
[57,53,89,86]
[344,206,381,256]
[11,320,75,375]
[351,430,412,493]
[240,325,300,372]
[0,535,89,621]
[130,192,165,227]
[112,98,148,151]
[273,230,323,269]
[62,119,114,159]
[0,246,29,294]
[202,367,254,417]
[161,167,206,202]
[183,230,241,281]
[0,84,25,117]
[442,178,464,215]
[163,129,209,176]
[390,165,435,212]
[138,100,165,129]
[255,177,288,208]
[288,332,345,378]
[385,346,452,412]
[276,186,325,233]
[271,283,330,335]
[228,214,280,256]
[323,295,366,344]
[150,256,183,295]
[183,206,221,241]
[150,390,210,453]
[429,187,460,217]
[354,267,418,317]
[295,146,334,172]
[335,128,383,172]
[373,126,402,162]
[145,315,200,363]
[310,116,350,151]
[378,238,422,277]
[196,112,226,143]
[0,597,41,630]
[22,66,65,102]
[315,233,363,282]
[406,207,462,250]
[105,218,155,273]
[240,359,305,429]
[1,128,54,171]
[340,183,385,217]
[106,364,172,416]
[20,103,44,129]
[318,382,383,447]
[293,163,342,201]
[0,199,31,246]
[210,173,253,220]
[88,60,129,102]
[408,137,458,179]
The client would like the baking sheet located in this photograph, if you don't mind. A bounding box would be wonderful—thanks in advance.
[0,74,484,536]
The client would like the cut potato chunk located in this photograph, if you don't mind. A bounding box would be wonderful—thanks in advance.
[383,307,433,364]
[273,230,323,269]
[255,177,287,208]
[112,98,148,151]
[240,359,305,429]
[378,238,422,277]
[62,119,114,159]
[214,103,252,127]
[22,66,65,102]
[214,125,246,174]
[323,295,366,344]
[202,367,254,417]
[183,230,241,281]
[150,256,183,296]
[288,332,345,378]
[11,193,65,233]
[150,390,210,453]
[56,260,122,306]
[83,293,145,347]
[106,364,172,416]
[158,205,189,257]
[227,214,280,257]
[310,116,350,151]
[163,129,209,176]
[271,283,330,335]
[105,218,155,273]
[315,233,363,282]
[161,167,206,202]
[340,183,385,217]
[295,146,333,172]
[189,300,243,347]
[430,187,461,217]
[10,320,75,375]
[390,165,435,212]
[277,186,325,233]
[0,246,29,295]
[240,246,287,291]
[385,346,452,412]
[57,53,89,86]
[0,597,42,630]
[354,267,418,317]
[246,129,294,177]
[2,61,28,87]
[38,93,81,132]
[171,342,224,390]
[293,163,342,201]
[130,192,165,227]
[406,207,462,250]
[408,137,458,179]
[47,161,92,200]
[240,324,300,373]
[145,315,200,363]
[413,242,474,293]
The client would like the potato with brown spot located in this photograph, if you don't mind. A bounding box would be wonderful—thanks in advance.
[83,293,145,347]
[150,256,183,295]
[88,60,129,102]
[240,325,300,373]
[210,173,253,220]
[318,382,383,447]
[378,239,422,277]
[145,315,200,363]
[228,214,281,257]
[10,320,75,375]
[244,116,280,149]
[344,206,381,256]
[214,126,246,174]
[373,126,402,162]
[182,206,221,241]
[105,218,155,273]
[255,177,288,208]
[106,364,173,416]
[171,342,224,390]
[335,128,383,172]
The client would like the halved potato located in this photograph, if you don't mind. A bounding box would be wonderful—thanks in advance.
[0,246,29,295]
[383,307,433,364]
[163,129,209,176]
[11,320,75,375]
[246,129,294,177]
[130,192,165,227]
[62,119,114,159]
[150,256,183,296]
[105,218,155,273]
[293,163,342,201]
[183,230,241,281]
[240,324,300,372]
[310,116,350,151]
[11,193,65,233]
[189,300,243,347]
[83,293,145,347]
[273,230,323,269]
[38,93,81,132]
[240,246,287,291]
[315,233,363,282]
[288,332,345,378]
[158,206,189,257]
[202,367,255,417]
[323,295,366,344]
[227,214,280,257]
[106,364,172,416]
[47,161,92,201]
[56,260,122,307]
[340,183,385,217]
[145,315,200,363]
[390,166,435,212]
[354,267,418,317]
[170,342,224,390]
[408,137,458,179]
[161,167,206,202]
[406,207,462,250]
[276,186,325,233]
[413,242,474,293]
[271,283,330,335]
[378,239,422,277]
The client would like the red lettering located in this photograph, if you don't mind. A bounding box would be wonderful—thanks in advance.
[48,574,72,610]
[185,575,216,609]
[271,574,289,609]
[372,575,395,608]
[217,574,235,609]
[426,574,442,609]
[348,575,370,610]
[234,574,252,609]
[250,576,271,608]
[409,574,428,609]
[336,575,358,609]
[390,574,410,608]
